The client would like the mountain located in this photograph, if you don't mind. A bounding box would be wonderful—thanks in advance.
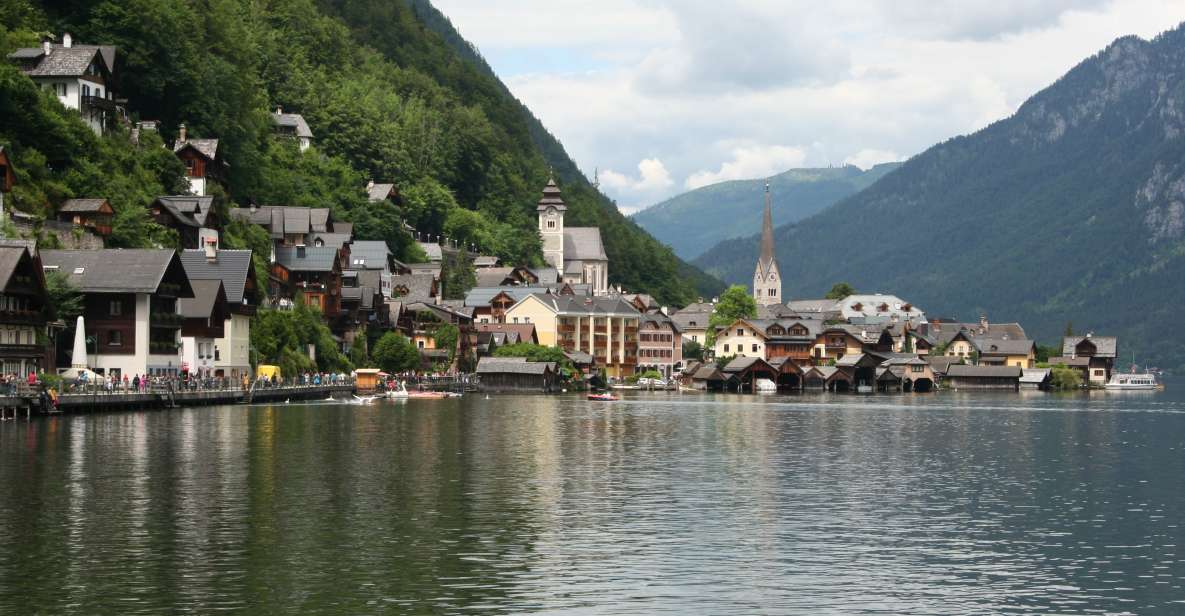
[694,24,1185,371]
[0,0,723,306]
[633,163,899,260]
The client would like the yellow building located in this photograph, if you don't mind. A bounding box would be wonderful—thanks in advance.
[506,293,642,379]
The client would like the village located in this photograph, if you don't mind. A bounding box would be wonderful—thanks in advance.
[0,34,1125,408]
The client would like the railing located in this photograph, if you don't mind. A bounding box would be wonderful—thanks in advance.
[0,309,43,323]
[151,312,184,327]
[82,95,117,111]
[0,343,44,355]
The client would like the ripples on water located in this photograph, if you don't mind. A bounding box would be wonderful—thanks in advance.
[2,383,1185,614]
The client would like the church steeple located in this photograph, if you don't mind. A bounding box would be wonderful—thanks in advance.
[753,182,782,306]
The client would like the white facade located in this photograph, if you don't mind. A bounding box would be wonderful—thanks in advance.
[214,313,251,379]
[186,176,208,197]
[90,294,181,379]
[713,322,767,358]
[540,206,564,271]
[181,335,216,375]
[33,77,107,135]
[837,294,927,323]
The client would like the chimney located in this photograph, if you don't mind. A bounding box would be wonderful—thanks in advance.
[979,313,989,332]
[42,40,51,55]
[367,179,374,190]
[178,123,187,142]
[275,105,282,114]
[296,244,306,258]
[204,238,217,262]
[62,33,72,48]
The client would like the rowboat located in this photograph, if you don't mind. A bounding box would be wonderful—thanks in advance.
[588,392,618,401]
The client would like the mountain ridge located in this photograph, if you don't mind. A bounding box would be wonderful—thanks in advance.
[694,23,1185,370]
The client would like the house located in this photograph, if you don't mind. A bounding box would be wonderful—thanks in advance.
[536,179,609,295]
[149,196,219,249]
[835,294,926,323]
[810,325,867,364]
[876,356,936,392]
[41,249,194,379]
[835,352,885,392]
[395,301,472,366]
[712,317,821,366]
[690,363,726,391]
[417,242,443,263]
[178,279,227,377]
[173,124,221,197]
[787,298,842,321]
[975,338,1036,368]
[272,106,313,151]
[924,355,962,383]
[274,245,342,317]
[475,266,540,288]
[506,293,641,378]
[944,365,1022,391]
[474,323,538,345]
[7,34,118,134]
[228,205,339,248]
[922,315,1027,350]
[347,240,396,298]
[476,357,558,393]
[670,301,713,345]
[473,256,500,269]
[390,273,438,304]
[179,248,258,380]
[0,146,16,216]
[637,313,682,378]
[57,198,113,237]
[366,181,397,203]
[1061,334,1118,386]
[1021,368,1052,390]
[0,245,52,377]
[721,356,777,393]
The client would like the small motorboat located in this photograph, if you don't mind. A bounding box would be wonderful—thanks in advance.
[588,392,618,401]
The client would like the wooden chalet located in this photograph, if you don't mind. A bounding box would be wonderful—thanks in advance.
[476,357,558,393]
[0,244,52,376]
[57,198,113,236]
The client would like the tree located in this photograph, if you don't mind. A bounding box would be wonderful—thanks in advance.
[44,270,80,323]
[493,342,576,378]
[706,285,757,346]
[433,323,460,363]
[825,282,856,300]
[349,328,370,367]
[1050,365,1083,390]
[372,332,420,373]
[682,340,704,361]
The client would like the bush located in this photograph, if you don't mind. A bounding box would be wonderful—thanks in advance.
[1050,365,1083,390]
[372,332,420,373]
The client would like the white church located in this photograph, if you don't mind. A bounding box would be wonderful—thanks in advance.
[537,179,610,295]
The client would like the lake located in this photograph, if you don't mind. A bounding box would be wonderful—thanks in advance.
[2,382,1185,614]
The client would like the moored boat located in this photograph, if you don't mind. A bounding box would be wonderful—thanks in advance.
[1104,370,1160,391]
[588,392,618,401]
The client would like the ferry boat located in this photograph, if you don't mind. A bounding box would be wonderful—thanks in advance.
[1104,369,1160,391]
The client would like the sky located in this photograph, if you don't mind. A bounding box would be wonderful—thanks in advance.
[433,1,1185,214]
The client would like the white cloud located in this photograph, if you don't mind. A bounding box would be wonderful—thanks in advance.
[844,149,902,170]
[686,145,807,189]
[435,0,1185,210]
[600,158,674,192]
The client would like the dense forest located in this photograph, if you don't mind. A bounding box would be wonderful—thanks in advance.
[0,0,723,306]
[695,24,1185,371]
[633,163,899,260]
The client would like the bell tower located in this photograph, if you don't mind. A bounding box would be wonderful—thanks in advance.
[537,178,566,272]
[753,182,782,306]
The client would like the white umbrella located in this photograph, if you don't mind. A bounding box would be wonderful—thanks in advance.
[71,315,87,369]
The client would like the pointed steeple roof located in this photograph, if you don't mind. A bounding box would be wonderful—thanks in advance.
[758,182,776,269]
[536,177,567,211]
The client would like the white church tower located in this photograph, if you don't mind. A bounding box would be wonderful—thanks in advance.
[753,182,782,306]
[538,178,566,272]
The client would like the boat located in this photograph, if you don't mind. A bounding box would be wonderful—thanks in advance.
[610,384,640,390]
[588,392,618,401]
[1104,369,1160,391]
[386,382,409,399]
[407,390,449,399]
[754,378,777,393]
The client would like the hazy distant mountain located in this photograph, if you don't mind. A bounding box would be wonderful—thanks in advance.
[632,164,899,260]
[694,24,1185,370]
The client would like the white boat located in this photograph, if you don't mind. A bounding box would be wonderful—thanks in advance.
[610,384,641,390]
[754,378,777,393]
[1104,371,1160,391]
[386,382,409,399]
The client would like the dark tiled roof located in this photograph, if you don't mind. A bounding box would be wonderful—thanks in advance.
[154,196,214,227]
[476,357,555,375]
[179,249,253,305]
[174,138,219,161]
[310,232,350,249]
[464,285,551,307]
[946,365,1022,378]
[475,323,537,343]
[332,221,353,235]
[536,178,567,211]
[178,279,224,319]
[975,338,1035,356]
[1062,335,1118,358]
[349,241,390,269]
[390,274,436,301]
[545,294,640,316]
[59,198,110,213]
[273,110,313,138]
[41,249,183,294]
[0,246,29,290]
[563,227,607,261]
[274,246,338,272]
[9,44,114,77]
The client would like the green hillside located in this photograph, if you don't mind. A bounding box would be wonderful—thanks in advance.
[695,24,1185,371]
[0,0,722,306]
[633,163,899,260]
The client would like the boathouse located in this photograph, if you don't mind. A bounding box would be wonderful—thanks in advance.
[476,357,558,393]
[944,364,1021,391]
[722,356,777,393]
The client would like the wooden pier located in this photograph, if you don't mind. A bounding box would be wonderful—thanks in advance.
[0,383,356,418]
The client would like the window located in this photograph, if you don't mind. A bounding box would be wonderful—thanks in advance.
[512,317,519,323]
[691,335,697,342]
[547,220,556,229]
[752,344,758,353]
[524,317,530,323]
[417,341,425,349]
[109,300,122,316]
[82,84,90,98]
[737,328,744,336]
[107,330,122,346]
[723,344,730,353]
[911,365,924,373]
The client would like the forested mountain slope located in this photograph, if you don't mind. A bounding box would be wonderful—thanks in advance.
[633,164,899,260]
[0,0,722,305]
[695,24,1185,370]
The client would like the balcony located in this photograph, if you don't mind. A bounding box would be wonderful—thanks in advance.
[149,341,180,354]
[82,95,117,112]
[0,343,44,358]
[0,309,42,324]
[151,312,184,328]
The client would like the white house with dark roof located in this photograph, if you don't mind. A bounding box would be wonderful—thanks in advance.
[535,179,609,295]
[272,106,313,151]
[7,34,118,134]
[173,124,221,196]
[179,248,258,379]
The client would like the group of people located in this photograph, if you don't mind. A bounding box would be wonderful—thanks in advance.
[254,372,352,388]
[3,372,39,395]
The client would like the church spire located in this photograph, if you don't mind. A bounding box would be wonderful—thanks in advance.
[759,181,775,267]
[753,181,782,306]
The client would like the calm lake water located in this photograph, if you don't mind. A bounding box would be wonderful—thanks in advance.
[2,381,1185,614]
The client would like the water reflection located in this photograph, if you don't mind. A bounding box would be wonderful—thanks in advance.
[0,383,1184,614]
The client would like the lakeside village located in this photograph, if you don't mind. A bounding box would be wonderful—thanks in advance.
[0,34,1143,415]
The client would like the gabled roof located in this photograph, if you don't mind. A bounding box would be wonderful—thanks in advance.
[366,183,395,202]
[1063,335,1118,358]
[692,364,725,381]
[924,355,962,374]
[546,294,640,317]
[473,256,499,267]
[1049,356,1090,367]
[0,246,34,291]
[946,365,1022,378]
[563,227,607,261]
[722,356,773,373]
[310,232,351,249]
[273,109,313,138]
[174,138,219,161]
[536,178,566,212]
[178,279,225,319]
[1021,369,1051,384]
[59,198,112,214]
[228,206,332,237]
[9,43,115,77]
[179,249,253,305]
[348,241,390,269]
[476,357,555,375]
[475,323,537,343]
[465,285,553,307]
[974,338,1035,356]
[390,273,436,301]
[274,246,338,272]
[41,249,190,295]
[417,242,443,261]
[787,299,838,314]
[153,196,215,227]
